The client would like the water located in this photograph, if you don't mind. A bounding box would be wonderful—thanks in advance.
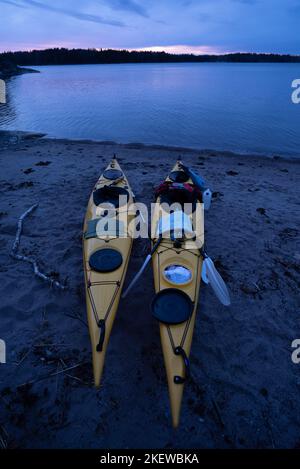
[1,63,300,156]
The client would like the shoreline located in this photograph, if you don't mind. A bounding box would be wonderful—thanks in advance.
[0,65,39,80]
[1,130,299,162]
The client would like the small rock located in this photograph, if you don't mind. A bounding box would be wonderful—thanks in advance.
[35,161,51,166]
[226,170,239,176]
[257,207,267,216]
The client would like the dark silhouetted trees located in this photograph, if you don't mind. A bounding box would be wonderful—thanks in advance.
[1,48,300,66]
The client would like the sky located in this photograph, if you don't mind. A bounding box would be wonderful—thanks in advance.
[0,0,299,54]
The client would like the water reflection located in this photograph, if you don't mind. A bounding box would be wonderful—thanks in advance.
[0,63,299,156]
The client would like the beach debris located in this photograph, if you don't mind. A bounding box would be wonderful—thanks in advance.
[23,168,35,174]
[64,312,88,328]
[256,207,267,216]
[35,161,51,166]
[212,191,224,199]
[262,409,276,449]
[248,187,260,192]
[279,227,298,241]
[226,170,239,176]
[260,388,269,398]
[17,362,86,389]
[210,394,225,429]
[10,204,66,290]
[0,425,8,449]
[240,283,258,295]
[15,181,34,189]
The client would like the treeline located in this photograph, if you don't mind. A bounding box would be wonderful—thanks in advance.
[1,48,300,66]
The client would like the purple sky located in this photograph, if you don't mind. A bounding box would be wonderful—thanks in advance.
[0,0,299,54]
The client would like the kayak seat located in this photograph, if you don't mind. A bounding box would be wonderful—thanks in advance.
[156,211,194,239]
[89,248,123,273]
[160,189,195,206]
[156,183,201,210]
[84,218,125,239]
[93,186,129,208]
[169,170,189,183]
[151,289,193,325]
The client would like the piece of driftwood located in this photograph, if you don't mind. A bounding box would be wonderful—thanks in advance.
[17,362,85,388]
[10,204,66,290]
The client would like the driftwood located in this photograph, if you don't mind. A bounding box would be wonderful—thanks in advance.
[17,362,85,388]
[10,204,66,290]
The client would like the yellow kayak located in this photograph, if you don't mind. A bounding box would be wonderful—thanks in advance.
[151,161,204,427]
[83,157,134,386]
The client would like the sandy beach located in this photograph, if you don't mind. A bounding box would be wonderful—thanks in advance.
[0,130,299,449]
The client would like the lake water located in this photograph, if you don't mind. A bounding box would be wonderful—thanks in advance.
[1,63,300,156]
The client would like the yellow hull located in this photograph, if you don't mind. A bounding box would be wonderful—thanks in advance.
[152,161,204,427]
[83,158,134,386]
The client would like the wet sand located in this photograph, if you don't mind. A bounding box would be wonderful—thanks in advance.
[0,131,300,448]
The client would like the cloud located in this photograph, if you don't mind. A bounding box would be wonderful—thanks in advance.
[0,0,27,7]
[102,0,148,18]
[0,0,125,26]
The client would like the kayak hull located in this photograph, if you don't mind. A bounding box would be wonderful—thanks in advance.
[152,161,204,427]
[83,159,134,387]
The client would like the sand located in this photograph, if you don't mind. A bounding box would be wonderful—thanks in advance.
[0,131,299,449]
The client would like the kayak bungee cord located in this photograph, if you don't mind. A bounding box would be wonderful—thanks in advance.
[83,213,132,353]
[156,240,202,384]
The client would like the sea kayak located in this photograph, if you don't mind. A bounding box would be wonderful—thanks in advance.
[151,161,204,427]
[83,157,134,386]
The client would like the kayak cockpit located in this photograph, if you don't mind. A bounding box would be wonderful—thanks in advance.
[93,185,130,208]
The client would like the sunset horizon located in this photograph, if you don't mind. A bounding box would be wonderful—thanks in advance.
[1,0,299,55]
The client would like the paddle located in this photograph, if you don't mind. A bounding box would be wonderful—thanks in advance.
[201,252,231,306]
[179,163,212,210]
[179,163,206,191]
[122,237,162,298]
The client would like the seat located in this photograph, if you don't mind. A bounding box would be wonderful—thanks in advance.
[93,186,129,208]
[169,170,189,183]
[156,211,194,240]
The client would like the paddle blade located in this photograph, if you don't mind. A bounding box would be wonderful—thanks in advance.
[179,164,206,191]
[122,254,152,298]
[204,257,231,306]
[201,260,209,284]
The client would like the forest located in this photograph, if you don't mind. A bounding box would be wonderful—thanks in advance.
[1,48,300,66]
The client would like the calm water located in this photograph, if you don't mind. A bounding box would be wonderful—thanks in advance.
[1,63,300,156]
